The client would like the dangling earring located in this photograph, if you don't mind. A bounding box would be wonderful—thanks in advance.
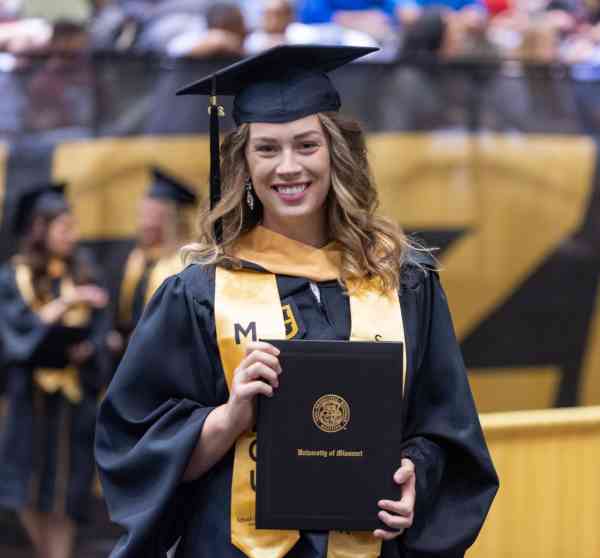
[245,177,255,211]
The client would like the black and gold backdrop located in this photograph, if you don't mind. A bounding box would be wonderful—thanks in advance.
[2,55,600,413]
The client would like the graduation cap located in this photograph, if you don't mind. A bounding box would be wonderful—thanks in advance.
[146,167,198,207]
[176,45,378,240]
[13,181,69,235]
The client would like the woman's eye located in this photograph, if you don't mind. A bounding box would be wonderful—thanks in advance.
[300,142,318,151]
[256,144,277,153]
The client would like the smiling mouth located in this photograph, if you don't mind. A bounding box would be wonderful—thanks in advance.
[272,182,310,195]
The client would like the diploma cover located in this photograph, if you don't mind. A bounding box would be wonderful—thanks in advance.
[33,325,91,369]
[256,339,403,531]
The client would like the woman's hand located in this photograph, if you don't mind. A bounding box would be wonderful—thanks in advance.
[39,284,108,323]
[374,458,416,540]
[183,342,281,482]
[66,284,109,309]
[222,341,282,436]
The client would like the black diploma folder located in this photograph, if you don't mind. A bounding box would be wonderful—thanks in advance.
[33,324,91,369]
[256,339,403,531]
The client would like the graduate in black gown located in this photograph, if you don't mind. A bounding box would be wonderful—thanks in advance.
[0,182,110,558]
[116,167,198,340]
[96,46,498,558]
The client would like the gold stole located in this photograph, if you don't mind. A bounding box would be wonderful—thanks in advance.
[215,266,406,558]
[144,251,183,305]
[14,262,91,404]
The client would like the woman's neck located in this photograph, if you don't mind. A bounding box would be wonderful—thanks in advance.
[261,213,329,249]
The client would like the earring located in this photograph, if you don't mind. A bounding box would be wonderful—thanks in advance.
[245,177,255,211]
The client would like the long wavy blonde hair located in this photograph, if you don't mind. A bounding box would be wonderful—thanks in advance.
[182,112,417,292]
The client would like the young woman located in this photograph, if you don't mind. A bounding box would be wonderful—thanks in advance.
[96,45,498,558]
[0,183,110,558]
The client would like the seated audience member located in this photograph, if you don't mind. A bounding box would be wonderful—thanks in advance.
[246,0,385,56]
[167,2,247,57]
[244,0,295,53]
[380,8,456,131]
[25,20,93,132]
[90,0,211,52]
[296,0,398,41]
[396,0,487,32]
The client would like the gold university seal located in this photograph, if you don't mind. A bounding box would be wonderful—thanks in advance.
[312,394,350,433]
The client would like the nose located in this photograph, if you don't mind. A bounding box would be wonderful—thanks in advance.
[276,147,302,178]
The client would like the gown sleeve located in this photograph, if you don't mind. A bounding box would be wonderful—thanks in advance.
[78,305,113,393]
[399,270,499,558]
[0,266,53,368]
[95,272,220,557]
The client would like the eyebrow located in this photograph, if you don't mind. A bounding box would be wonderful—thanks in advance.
[251,130,323,142]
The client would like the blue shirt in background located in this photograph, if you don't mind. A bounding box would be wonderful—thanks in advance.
[297,0,402,23]
[297,0,485,23]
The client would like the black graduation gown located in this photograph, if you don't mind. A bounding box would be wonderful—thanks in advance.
[0,262,111,522]
[96,261,498,558]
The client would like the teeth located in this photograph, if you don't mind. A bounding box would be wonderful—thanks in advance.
[277,184,307,194]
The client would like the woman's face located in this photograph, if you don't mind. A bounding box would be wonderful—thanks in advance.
[137,197,176,249]
[46,211,78,258]
[245,114,331,234]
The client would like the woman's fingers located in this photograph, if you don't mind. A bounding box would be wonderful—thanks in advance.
[242,349,282,374]
[378,499,413,517]
[373,458,416,540]
[245,341,280,357]
[236,380,274,399]
[377,509,413,530]
[373,527,404,541]
[393,458,415,484]
[243,361,279,387]
[74,285,109,308]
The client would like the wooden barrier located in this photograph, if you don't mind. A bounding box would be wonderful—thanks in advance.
[470,407,600,557]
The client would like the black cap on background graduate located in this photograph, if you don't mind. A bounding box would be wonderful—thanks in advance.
[146,167,198,207]
[13,181,69,235]
[175,45,378,240]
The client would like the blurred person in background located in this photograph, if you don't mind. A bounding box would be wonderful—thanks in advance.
[245,0,296,53]
[116,167,198,343]
[485,14,579,132]
[296,0,399,41]
[90,0,211,52]
[246,0,383,55]
[0,182,110,558]
[167,1,247,57]
[380,8,468,130]
[395,0,488,45]
[24,19,93,133]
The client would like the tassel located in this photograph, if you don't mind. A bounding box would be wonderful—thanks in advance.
[209,75,225,243]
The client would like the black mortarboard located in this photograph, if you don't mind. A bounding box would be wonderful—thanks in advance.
[175,45,378,240]
[146,167,198,206]
[13,181,69,235]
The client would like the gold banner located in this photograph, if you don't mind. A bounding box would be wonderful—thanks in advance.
[50,132,599,411]
[52,136,209,239]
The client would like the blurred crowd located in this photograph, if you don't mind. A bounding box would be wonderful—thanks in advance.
[2,0,600,67]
